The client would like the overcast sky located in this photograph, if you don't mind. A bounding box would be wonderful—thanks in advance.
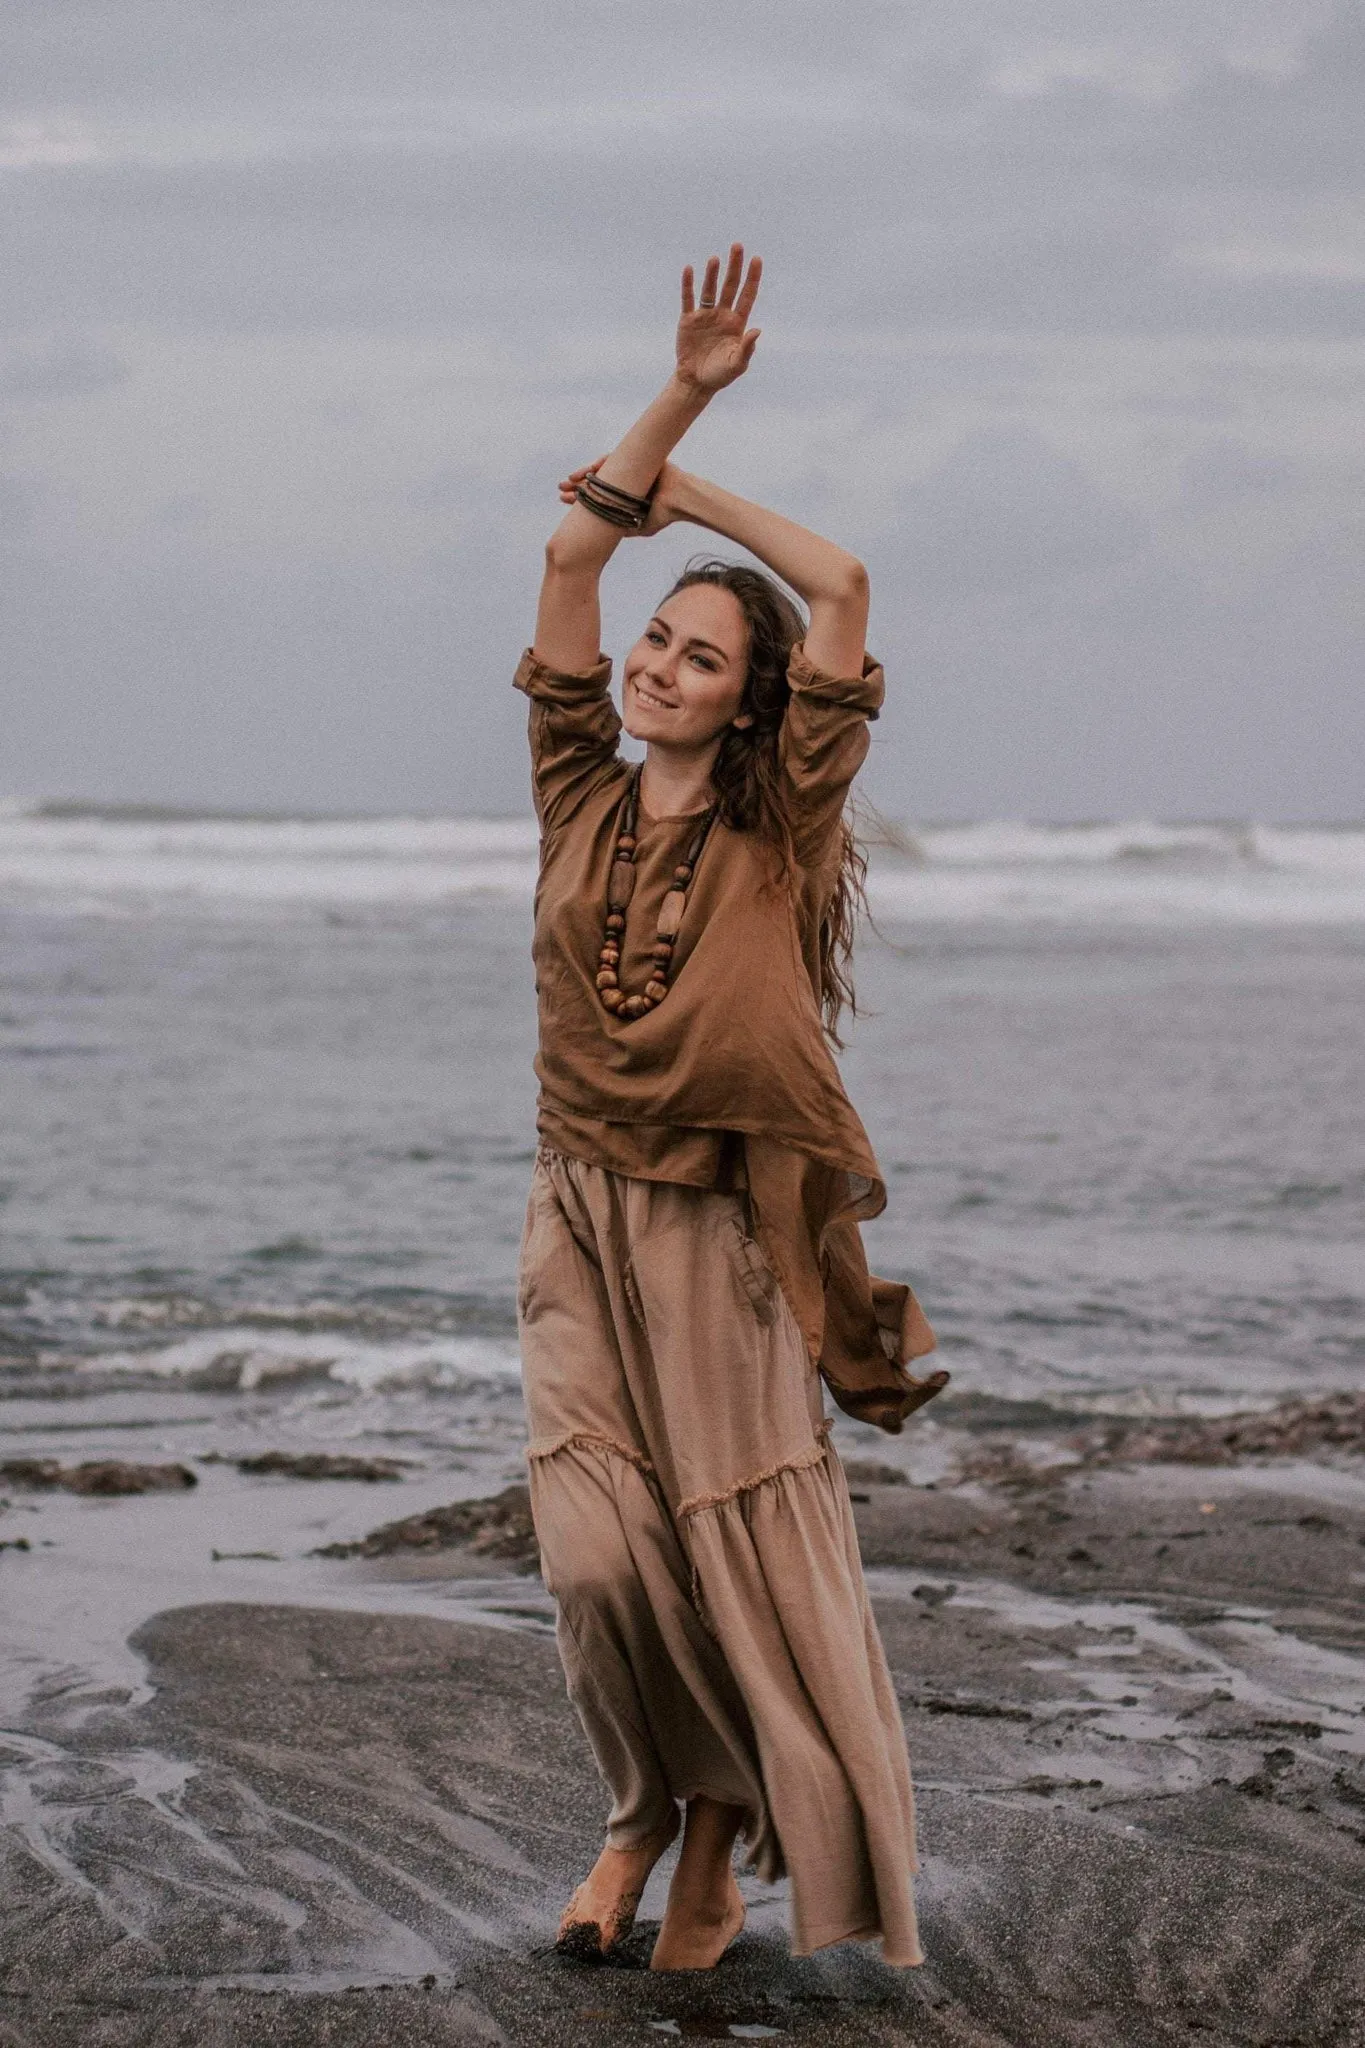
[3,0,1362,820]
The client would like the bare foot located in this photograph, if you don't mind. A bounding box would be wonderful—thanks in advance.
[556,1810,680,1960]
[650,1869,745,1971]
[649,1795,748,1972]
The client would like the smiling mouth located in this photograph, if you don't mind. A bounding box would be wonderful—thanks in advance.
[632,682,677,712]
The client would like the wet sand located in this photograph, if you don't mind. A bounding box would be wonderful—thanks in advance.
[4,1423,1365,2046]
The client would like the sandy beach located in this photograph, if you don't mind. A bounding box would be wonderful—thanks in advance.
[4,1395,1364,2048]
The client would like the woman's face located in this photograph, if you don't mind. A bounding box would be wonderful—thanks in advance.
[622,584,752,749]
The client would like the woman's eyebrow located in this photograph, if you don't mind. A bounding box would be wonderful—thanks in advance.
[683,636,728,659]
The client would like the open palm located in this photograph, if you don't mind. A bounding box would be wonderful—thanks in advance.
[675,243,763,393]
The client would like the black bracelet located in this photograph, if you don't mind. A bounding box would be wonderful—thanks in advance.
[575,478,651,530]
[575,488,639,530]
[582,475,653,515]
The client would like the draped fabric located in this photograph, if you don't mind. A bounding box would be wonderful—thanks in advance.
[515,643,938,1429]
[519,1150,922,1964]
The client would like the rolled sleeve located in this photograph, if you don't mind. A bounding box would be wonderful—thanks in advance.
[785,640,884,721]
[514,646,614,704]
[780,642,886,866]
[515,648,623,832]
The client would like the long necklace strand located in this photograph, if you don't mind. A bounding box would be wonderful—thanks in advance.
[595,766,716,1020]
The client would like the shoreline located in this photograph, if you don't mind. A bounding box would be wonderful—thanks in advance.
[3,1417,1363,2045]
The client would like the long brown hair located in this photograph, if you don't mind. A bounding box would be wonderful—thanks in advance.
[664,557,869,1046]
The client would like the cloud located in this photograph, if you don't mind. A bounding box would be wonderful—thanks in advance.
[873,428,1148,600]
[988,43,1186,102]
[1178,237,1365,282]
[0,335,129,399]
[1180,437,1296,507]
[0,0,1360,817]
[0,472,44,539]
[0,117,104,168]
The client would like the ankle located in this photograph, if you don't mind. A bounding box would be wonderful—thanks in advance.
[649,1872,745,1972]
[669,1850,735,1893]
[675,1880,739,1925]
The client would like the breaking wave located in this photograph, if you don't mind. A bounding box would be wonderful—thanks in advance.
[1,799,1363,924]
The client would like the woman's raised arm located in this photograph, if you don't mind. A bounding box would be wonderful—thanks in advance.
[554,455,871,678]
[649,470,869,678]
[532,246,762,673]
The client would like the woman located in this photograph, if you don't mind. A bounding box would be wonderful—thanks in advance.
[516,244,947,1973]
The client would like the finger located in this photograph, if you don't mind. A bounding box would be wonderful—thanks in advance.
[740,327,762,367]
[700,254,721,307]
[681,263,695,316]
[719,242,744,309]
[561,452,608,495]
[735,254,763,323]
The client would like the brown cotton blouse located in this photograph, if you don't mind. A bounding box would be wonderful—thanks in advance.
[515,640,939,1432]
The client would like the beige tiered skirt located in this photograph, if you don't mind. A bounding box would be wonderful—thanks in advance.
[517,1147,921,1965]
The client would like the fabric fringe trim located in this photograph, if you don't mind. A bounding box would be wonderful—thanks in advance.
[676,1424,833,1522]
[527,1430,656,1478]
[689,1557,714,1636]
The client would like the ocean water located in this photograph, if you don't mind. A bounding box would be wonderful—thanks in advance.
[2,800,1363,1726]
[3,800,1363,1428]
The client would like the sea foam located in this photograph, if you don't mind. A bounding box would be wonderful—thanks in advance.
[1,801,1363,925]
[81,1326,524,1392]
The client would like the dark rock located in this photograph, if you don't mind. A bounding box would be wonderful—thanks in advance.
[911,1582,956,1609]
[1072,1391,1365,1469]
[230,1451,411,1481]
[1334,1770,1365,1812]
[314,1483,538,1565]
[954,1441,1068,1491]
[945,1390,1365,1496]
[1236,1747,1301,1799]
[841,1460,909,1487]
[0,1459,197,1495]
[0,1459,63,1487]
[919,1695,1033,1722]
[1018,1774,1105,1795]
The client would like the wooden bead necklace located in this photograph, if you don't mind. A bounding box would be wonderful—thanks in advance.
[595,765,717,1020]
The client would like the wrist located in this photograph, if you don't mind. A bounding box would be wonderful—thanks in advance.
[669,470,722,531]
[667,370,712,414]
[668,470,704,522]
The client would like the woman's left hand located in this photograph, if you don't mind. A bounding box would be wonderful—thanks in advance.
[557,458,687,536]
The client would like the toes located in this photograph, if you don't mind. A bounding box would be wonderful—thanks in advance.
[555,1917,609,1963]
